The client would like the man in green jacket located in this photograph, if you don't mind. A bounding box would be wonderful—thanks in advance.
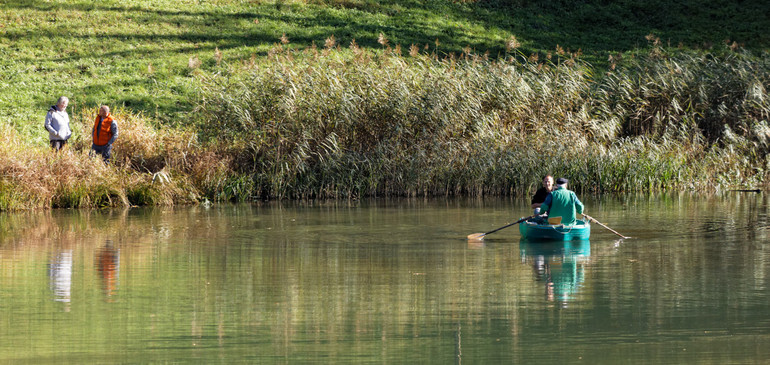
[540,178,584,225]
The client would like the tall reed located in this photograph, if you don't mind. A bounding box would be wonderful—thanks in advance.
[196,49,604,198]
[195,46,768,198]
[596,49,770,148]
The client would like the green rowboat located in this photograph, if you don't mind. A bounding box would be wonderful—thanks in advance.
[519,218,591,241]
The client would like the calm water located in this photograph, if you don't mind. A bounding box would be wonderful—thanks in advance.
[0,194,768,363]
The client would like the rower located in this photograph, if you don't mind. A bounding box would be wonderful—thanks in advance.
[540,178,585,226]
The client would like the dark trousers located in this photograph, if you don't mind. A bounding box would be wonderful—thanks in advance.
[50,140,67,151]
[91,144,112,163]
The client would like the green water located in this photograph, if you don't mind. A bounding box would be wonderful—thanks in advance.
[1,194,768,363]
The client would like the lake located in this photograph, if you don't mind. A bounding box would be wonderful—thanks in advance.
[1,194,768,363]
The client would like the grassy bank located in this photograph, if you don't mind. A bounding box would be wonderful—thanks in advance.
[2,45,767,209]
[1,0,769,209]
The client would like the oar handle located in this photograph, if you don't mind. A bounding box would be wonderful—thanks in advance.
[483,215,534,235]
[584,214,629,239]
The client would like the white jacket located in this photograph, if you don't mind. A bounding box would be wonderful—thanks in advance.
[45,106,71,141]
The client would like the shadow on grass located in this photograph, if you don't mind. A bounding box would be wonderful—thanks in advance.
[471,0,770,52]
[5,0,770,57]
[2,0,510,60]
[5,0,769,125]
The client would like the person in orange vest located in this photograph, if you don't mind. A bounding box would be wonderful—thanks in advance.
[91,105,119,163]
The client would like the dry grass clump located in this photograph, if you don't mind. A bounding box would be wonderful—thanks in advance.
[0,109,218,210]
[72,108,237,205]
[0,124,52,209]
[69,108,166,173]
[0,131,127,210]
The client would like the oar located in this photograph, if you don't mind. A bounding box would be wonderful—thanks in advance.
[583,214,630,239]
[467,215,535,241]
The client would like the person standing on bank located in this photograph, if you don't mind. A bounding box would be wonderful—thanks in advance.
[531,174,554,215]
[91,105,118,163]
[540,178,584,226]
[45,96,72,151]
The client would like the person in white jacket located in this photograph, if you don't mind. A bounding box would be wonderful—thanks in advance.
[45,96,71,151]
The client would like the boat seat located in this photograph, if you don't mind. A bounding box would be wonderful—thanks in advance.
[548,216,562,225]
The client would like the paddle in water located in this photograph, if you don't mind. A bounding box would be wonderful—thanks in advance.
[583,214,630,239]
[467,215,535,241]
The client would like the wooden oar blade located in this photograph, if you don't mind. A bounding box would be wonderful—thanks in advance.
[584,215,630,239]
[467,233,486,241]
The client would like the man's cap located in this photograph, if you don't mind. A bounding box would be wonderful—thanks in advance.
[556,178,568,185]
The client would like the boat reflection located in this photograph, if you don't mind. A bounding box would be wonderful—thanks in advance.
[519,239,590,303]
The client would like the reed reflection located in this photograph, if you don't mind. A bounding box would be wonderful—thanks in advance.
[519,240,590,303]
[96,240,120,300]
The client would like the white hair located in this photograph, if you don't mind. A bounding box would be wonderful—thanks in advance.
[57,96,69,105]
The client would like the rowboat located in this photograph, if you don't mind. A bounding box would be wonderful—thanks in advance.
[519,218,591,241]
[519,239,590,257]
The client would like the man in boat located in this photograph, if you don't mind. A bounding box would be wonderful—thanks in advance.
[540,178,584,225]
[531,174,554,215]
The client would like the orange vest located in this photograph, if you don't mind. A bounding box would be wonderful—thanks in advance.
[92,114,114,146]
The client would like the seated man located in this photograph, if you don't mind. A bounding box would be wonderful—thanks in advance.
[531,174,554,215]
[540,178,584,225]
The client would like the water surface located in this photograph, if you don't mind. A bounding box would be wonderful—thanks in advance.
[1,194,768,363]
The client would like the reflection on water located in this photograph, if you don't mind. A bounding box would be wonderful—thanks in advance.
[96,240,120,300]
[48,250,73,305]
[0,195,769,363]
[519,240,590,303]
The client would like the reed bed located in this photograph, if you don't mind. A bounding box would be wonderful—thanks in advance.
[195,46,769,199]
[596,48,770,144]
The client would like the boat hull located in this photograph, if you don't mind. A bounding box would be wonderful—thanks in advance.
[519,218,591,241]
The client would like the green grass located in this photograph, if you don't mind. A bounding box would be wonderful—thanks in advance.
[3,0,767,133]
[0,0,510,133]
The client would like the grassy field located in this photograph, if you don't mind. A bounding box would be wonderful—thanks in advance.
[1,0,769,208]
[2,0,516,134]
[3,0,767,132]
